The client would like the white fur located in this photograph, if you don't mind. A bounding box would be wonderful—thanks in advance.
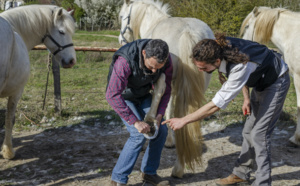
[241,7,300,146]
[0,5,76,159]
[1,5,76,67]
[119,0,214,177]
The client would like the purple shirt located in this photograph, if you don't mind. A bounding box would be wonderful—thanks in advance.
[106,56,173,125]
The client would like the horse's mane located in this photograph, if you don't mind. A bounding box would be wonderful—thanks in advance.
[130,0,170,39]
[1,5,75,38]
[241,7,292,43]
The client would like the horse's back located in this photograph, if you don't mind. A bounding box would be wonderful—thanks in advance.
[152,17,213,42]
[151,17,214,84]
[152,17,213,56]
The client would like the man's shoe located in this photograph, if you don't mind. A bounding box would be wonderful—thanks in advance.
[142,173,170,186]
[111,180,126,186]
[216,174,249,186]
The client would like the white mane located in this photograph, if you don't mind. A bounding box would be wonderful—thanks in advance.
[129,0,170,39]
[0,5,75,38]
[135,0,170,14]
[240,6,297,43]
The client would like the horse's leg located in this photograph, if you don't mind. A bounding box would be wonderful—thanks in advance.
[164,97,175,148]
[289,73,300,146]
[171,157,184,178]
[1,94,21,159]
[144,73,166,124]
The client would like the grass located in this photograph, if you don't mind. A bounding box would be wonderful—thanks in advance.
[73,30,120,47]
[0,30,297,131]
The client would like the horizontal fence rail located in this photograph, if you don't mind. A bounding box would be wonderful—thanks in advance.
[33,45,119,52]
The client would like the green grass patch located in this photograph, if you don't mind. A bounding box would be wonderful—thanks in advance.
[75,30,120,36]
[72,34,118,44]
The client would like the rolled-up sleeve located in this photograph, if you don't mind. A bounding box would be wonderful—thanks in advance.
[157,56,173,116]
[212,62,257,109]
[105,56,138,125]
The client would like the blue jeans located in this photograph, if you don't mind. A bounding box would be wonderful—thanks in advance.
[111,95,168,184]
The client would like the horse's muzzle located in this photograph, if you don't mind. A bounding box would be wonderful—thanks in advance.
[62,58,76,68]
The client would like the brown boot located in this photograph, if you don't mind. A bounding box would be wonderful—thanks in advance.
[142,173,170,186]
[216,174,249,186]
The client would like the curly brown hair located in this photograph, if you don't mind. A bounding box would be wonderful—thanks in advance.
[192,33,249,64]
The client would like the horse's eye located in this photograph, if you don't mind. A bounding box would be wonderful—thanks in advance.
[245,25,249,29]
[59,30,65,35]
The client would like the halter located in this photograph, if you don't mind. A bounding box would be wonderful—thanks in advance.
[120,4,134,44]
[42,34,74,55]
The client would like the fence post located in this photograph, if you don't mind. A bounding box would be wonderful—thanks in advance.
[52,57,62,115]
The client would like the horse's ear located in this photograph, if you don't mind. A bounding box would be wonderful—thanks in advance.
[68,9,74,15]
[124,0,130,5]
[253,7,260,17]
[54,8,63,20]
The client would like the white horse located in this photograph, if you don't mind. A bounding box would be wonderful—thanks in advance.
[119,0,214,178]
[0,5,76,159]
[240,6,300,147]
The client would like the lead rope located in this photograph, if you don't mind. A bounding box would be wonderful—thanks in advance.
[42,52,52,110]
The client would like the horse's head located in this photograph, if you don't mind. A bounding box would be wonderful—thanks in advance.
[43,7,76,68]
[118,0,135,45]
[240,7,260,40]
[240,6,272,42]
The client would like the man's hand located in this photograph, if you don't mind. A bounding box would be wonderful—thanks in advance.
[134,120,150,133]
[242,98,251,116]
[162,117,186,131]
[242,86,251,116]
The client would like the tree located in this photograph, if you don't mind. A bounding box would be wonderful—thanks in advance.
[59,0,85,22]
[163,0,300,36]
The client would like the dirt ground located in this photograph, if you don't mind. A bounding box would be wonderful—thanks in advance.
[0,116,299,186]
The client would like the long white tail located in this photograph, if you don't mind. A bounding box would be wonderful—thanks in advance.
[172,29,207,171]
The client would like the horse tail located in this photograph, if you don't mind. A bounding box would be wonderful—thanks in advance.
[173,29,207,171]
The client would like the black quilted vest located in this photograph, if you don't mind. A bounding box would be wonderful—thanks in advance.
[107,39,169,103]
[225,37,282,91]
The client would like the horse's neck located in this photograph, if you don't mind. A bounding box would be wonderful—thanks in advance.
[1,10,48,51]
[138,10,168,38]
[271,13,299,53]
[13,20,47,50]
[17,31,43,51]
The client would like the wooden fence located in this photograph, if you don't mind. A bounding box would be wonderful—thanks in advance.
[33,45,118,115]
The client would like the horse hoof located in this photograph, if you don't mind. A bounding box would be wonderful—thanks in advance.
[164,143,175,149]
[1,146,15,159]
[2,151,15,160]
[171,168,183,179]
[171,173,183,179]
[144,120,159,139]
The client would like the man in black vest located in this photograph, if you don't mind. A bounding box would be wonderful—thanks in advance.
[162,33,290,186]
[106,39,172,186]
